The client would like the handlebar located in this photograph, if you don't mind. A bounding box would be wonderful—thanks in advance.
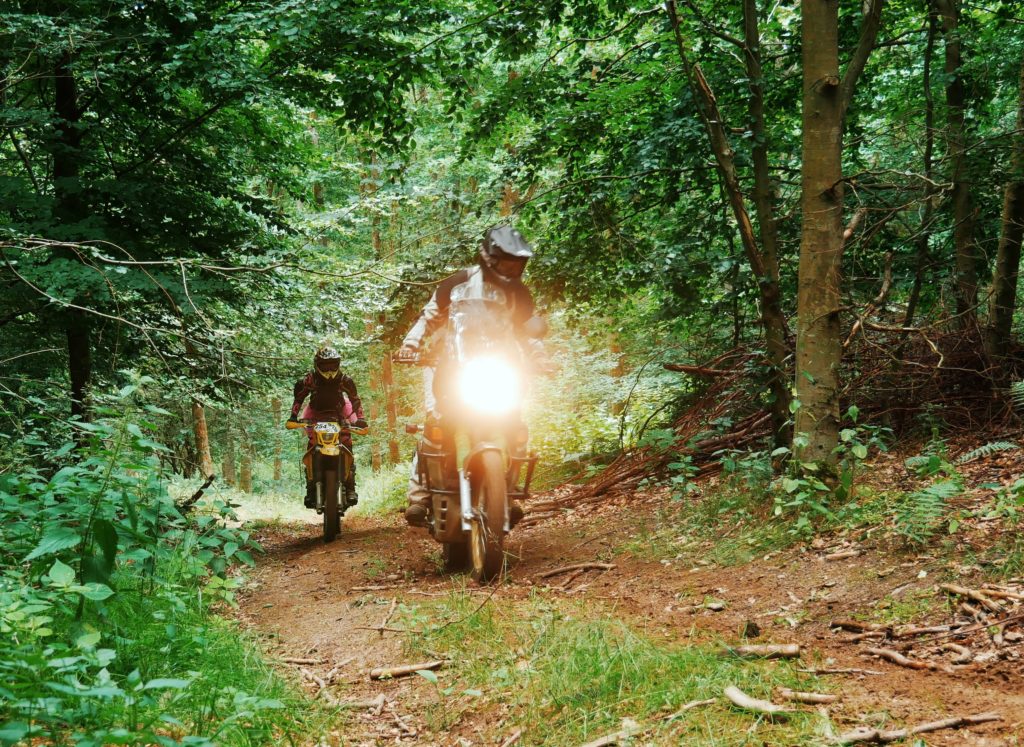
[285,419,368,436]
[392,350,436,366]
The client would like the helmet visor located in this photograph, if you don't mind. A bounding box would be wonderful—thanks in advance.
[494,256,527,280]
[317,359,340,373]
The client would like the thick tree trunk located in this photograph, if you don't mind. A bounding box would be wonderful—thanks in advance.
[794,0,844,464]
[986,55,1024,366]
[364,317,383,472]
[191,400,215,478]
[271,397,283,481]
[935,0,979,326]
[666,0,792,447]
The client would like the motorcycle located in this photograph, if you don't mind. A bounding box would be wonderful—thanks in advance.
[396,285,545,583]
[285,418,366,542]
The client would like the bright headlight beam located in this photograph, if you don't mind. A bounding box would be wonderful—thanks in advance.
[458,357,520,415]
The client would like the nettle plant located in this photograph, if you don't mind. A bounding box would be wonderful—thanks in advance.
[773,406,890,536]
[0,381,267,746]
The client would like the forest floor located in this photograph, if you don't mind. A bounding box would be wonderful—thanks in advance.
[234,452,1024,746]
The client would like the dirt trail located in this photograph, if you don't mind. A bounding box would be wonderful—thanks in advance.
[237,491,1024,746]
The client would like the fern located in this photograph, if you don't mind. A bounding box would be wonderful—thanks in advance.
[1011,380,1024,411]
[955,441,1019,465]
[895,479,962,544]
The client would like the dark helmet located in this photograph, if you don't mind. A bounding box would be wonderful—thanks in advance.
[314,344,342,380]
[479,225,533,284]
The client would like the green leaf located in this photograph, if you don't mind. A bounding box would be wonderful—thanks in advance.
[24,527,82,562]
[78,583,114,601]
[48,559,76,587]
[76,630,102,649]
[852,444,868,459]
[0,722,30,742]
[415,669,439,684]
[781,477,801,494]
[142,678,192,691]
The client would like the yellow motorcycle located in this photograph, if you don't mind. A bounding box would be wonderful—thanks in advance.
[285,418,367,542]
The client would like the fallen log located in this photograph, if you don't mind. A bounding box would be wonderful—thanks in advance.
[369,660,444,680]
[837,712,1001,744]
[538,562,616,579]
[724,685,793,718]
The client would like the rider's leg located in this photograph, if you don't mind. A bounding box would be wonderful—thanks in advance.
[405,367,438,526]
[342,433,357,504]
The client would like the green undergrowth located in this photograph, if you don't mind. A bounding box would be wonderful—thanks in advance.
[397,586,832,746]
[0,399,327,746]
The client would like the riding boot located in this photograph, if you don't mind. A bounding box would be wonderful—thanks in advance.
[304,480,316,509]
[344,475,358,506]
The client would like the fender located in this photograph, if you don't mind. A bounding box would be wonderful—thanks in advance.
[462,442,504,476]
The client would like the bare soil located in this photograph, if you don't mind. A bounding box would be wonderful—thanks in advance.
[236,483,1024,746]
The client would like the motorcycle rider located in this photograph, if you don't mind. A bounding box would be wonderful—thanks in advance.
[396,225,543,527]
[287,345,367,507]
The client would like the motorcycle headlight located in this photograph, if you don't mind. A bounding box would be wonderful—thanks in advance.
[458,357,520,415]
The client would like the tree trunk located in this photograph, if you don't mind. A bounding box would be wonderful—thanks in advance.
[222,425,237,487]
[191,400,215,478]
[986,55,1024,366]
[666,0,792,448]
[903,7,939,334]
[935,0,978,326]
[364,317,383,472]
[66,310,91,426]
[382,351,400,465]
[271,397,283,480]
[239,438,253,494]
[794,0,844,464]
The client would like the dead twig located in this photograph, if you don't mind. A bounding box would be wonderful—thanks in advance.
[778,688,838,705]
[863,647,953,674]
[940,643,973,664]
[499,728,524,747]
[940,583,1004,613]
[725,643,801,659]
[797,667,884,676]
[723,685,793,718]
[369,660,444,680]
[282,657,324,665]
[837,712,1001,744]
[538,562,617,579]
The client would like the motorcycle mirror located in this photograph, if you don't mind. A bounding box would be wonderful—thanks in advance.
[523,316,548,339]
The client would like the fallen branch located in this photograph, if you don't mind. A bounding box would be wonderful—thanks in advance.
[863,648,953,674]
[831,620,889,634]
[282,657,324,665]
[350,584,401,592]
[176,473,216,513]
[940,584,1004,613]
[726,643,801,659]
[837,712,1001,744]
[499,728,523,747]
[663,363,730,377]
[369,660,444,680]
[664,698,717,721]
[577,722,646,747]
[778,688,838,705]
[825,549,863,561]
[798,667,884,676]
[892,624,950,639]
[941,643,973,665]
[334,697,387,710]
[538,562,617,579]
[724,685,793,718]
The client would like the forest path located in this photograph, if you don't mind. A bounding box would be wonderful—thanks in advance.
[236,490,1024,746]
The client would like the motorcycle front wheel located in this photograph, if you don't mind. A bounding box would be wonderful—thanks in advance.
[442,541,470,573]
[322,469,340,542]
[470,450,506,583]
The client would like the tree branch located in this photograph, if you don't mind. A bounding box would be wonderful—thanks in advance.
[840,0,885,120]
